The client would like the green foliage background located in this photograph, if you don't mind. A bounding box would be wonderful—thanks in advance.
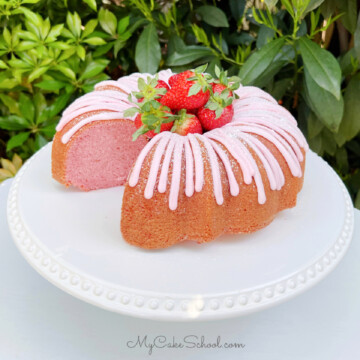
[0,0,359,208]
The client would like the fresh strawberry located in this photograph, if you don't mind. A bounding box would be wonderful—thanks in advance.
[168,71,193,87]
[156,80,170,90]
[172,109,203,136]
[197,105,234,131]
[124,99,175,140]
[160,68,211,110]
[134,113,173,139]
[197,67,239,130]
[212,83,233,97]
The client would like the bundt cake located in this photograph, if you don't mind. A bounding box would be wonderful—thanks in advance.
[51,68,308,249]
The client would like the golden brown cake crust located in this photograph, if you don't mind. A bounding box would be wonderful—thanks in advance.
[120,135,306,249]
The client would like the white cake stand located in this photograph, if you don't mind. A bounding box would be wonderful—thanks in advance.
[7,143,354,321]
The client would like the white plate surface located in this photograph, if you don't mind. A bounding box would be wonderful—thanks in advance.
[7,143,354,321]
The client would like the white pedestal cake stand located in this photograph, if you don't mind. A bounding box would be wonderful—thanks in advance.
[7,143,354,321]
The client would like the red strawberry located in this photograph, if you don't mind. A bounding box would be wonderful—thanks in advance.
[134,113,173,139]
[168,71,193,87]
[212,83,233,97]
[160,71,210,110]
[156,80,170,91]
[172,110,203,136]
[138,80,169,103]
[197,105,234,131]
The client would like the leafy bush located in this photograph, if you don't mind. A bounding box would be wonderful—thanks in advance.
[0,0,359,208]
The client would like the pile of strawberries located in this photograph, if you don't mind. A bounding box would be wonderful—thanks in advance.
[124,65,240,140]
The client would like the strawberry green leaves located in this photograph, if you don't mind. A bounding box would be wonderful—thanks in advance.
[299,37,342,99]
[135,23,161,74]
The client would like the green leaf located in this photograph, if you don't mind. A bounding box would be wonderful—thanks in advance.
[66,12,81,38]
[307,132,323,155]
[334,73,360,146]
[7,132,31,152]
[307,109,324,139]
[303,68,344,132]
[20,7,42,27]
[0,94,21,115]
[54,65,76,80]
[40,123,57,137]
[46,93,72,119]
[321,128,337,156]
[320,0,337,18]
[252,59,286,88]
[34,92,47,123]
[114,39,126,56]
[82,19,98,38]
[266,78,292,100]
[28,67,49,82]
[196,6,229,27]
[19,93,35,123]
[355,14,360,61]
[83,37,106,45]
[76,45,86,60]
[93,42,113,57]
[0,60,7,69]
[166,46,213,66]
[3,28,11,46]
[135,23,161,74]
[167,35,186,57]
[355,190,360,210]
[48,41,71,50]
[304,0,326,16]
[339,48,358,76]
[21,0,42,4]
[336,0,357,33]
[34,133,48,151]
[299,37,341,99]
[46,24,64,42]
[239,37,285,85]
[98,8,117,36]
[82,0,97,11]
[0,116,29,130]
[335,146,349,174]
[17,28,38,41]
[0,78,19,89]
[79,59,109,80]
[229,0,246,20]
[256,25,275,49]
[16,40,36,51]
[35,80,66,91]
[117,16,130,34]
